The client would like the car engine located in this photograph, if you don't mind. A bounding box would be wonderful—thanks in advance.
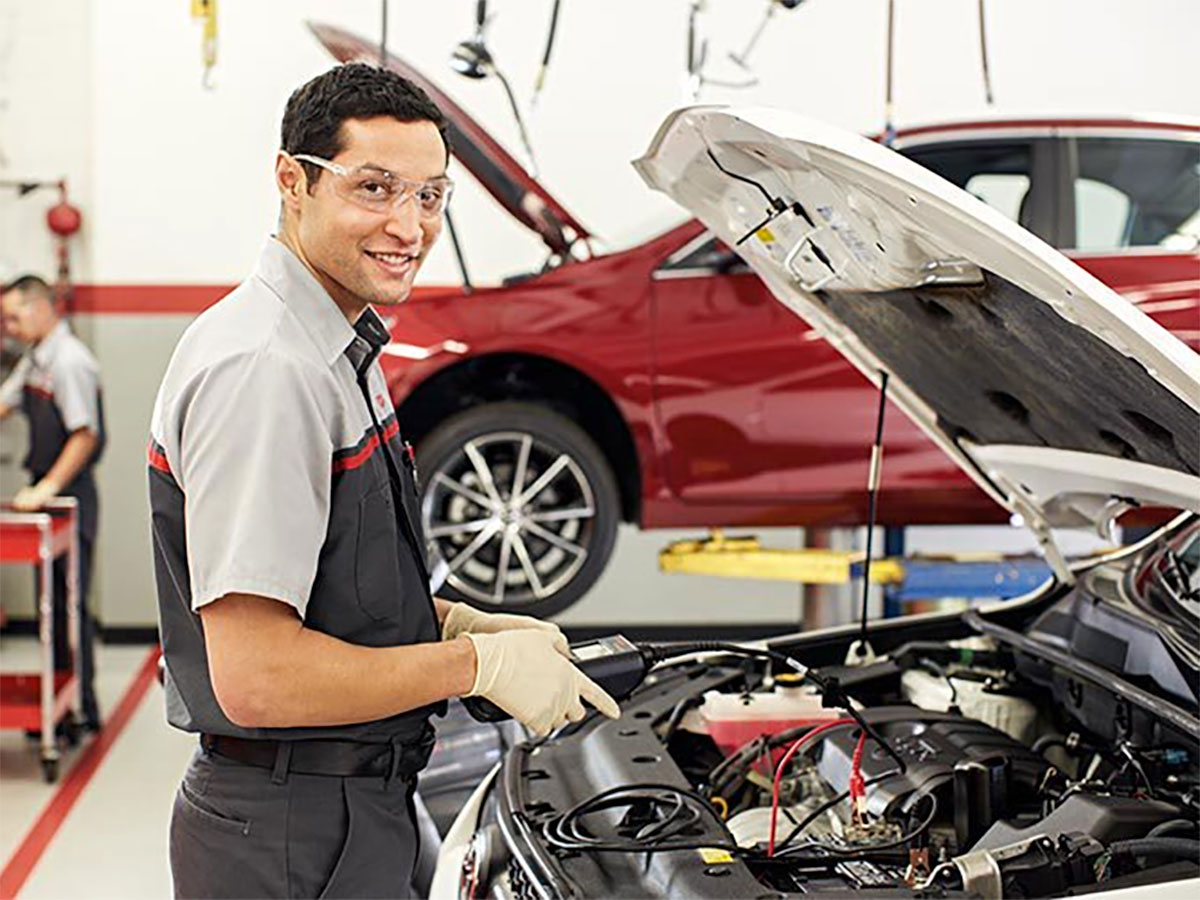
[639,634,1199,897]
[484,609,1199,900]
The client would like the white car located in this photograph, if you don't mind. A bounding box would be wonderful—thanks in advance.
[432,107,1200,899]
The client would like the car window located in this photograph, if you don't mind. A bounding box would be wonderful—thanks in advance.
[1069,137,1200,251]
[904,141,1036,230]
[963,172,1032,223]
[657,234,749,275]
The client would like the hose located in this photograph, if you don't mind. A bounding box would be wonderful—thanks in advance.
[1147,820,1199,839]
[1108,838,1200,862]
[1032,734,1068,755]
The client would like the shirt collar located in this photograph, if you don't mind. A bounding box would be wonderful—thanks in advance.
[252,238,364,368]
[30,320,70,368]
[346,307,391,378]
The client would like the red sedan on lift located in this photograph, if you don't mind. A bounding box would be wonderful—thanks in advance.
[314,24,1200,617]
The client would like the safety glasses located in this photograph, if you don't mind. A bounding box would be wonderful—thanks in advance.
[290,153,454,219]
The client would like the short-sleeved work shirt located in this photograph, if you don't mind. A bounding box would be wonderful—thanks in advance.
[0,320,106,480]
[148,238,442,743]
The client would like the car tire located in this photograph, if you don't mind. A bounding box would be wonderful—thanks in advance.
[416,402,620,619]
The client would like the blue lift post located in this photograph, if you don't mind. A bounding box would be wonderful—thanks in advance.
[883,527,906,618]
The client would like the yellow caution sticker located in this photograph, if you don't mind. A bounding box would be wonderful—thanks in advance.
[698,848,735,865]
[755,226,776,244]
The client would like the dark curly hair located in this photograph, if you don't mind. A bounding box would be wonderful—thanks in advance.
[281,63,450,191]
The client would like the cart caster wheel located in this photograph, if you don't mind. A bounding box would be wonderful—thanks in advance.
[41,759,58,783]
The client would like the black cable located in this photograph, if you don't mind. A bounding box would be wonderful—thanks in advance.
[378,0,388,65]
[539,0,561,68]
[918,656,957,708]
[541,783,741,853]
[704,146,780,209]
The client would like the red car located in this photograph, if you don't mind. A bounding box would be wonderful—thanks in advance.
[314,25,1200,617]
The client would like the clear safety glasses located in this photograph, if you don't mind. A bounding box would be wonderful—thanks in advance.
[291,154,454,219]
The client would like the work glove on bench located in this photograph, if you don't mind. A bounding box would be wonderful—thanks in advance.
[442,600,568,655]
[463,630,621,737]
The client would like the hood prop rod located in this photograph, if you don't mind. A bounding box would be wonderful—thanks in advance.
[851,370,889,662]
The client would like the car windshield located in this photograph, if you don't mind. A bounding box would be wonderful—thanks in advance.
[597,208,691,255]
[1158,528,1200,610]
[1132,523,1200,670]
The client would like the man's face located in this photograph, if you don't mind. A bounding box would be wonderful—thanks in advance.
[1,289,55,344]
[281,116,446,311]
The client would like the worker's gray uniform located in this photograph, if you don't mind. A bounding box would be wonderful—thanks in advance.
[0,320,104,727]
[148,239,443,899]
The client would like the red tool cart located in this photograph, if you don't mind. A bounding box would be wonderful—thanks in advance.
[0,497,83,781]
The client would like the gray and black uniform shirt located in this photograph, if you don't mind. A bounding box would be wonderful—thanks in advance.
[0,320,106,538]
[148,238,442,744]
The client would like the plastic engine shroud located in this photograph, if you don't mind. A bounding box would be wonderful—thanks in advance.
[817,706,1049,818]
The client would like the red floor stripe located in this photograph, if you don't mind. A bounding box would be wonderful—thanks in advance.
[0,646,162,900]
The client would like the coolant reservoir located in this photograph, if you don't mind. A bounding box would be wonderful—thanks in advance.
[699,674,845,757]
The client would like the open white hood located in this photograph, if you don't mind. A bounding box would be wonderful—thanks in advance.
[634,106,1200,580]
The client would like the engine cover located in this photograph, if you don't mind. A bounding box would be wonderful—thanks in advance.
[817,707,1048,819]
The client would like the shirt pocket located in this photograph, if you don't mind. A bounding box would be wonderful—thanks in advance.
[354,483,405,621]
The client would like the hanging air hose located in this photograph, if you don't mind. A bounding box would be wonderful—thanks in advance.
[190,0,218,89]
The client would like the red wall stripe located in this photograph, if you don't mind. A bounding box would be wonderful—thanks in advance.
[0,646,162,900]
[69,284,462,316]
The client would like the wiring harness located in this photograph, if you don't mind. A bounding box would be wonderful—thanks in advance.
[540,782,741,854]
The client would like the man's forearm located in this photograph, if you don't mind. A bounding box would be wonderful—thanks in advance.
[203,594,476,729]
[38,428,97,493]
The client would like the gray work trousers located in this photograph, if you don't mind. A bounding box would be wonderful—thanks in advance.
[170,747,421,899]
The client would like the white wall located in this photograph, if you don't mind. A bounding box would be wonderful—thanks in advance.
[1,0,1196,628]
[8,0,1199,287]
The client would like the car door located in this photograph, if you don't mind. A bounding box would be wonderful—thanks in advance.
[649,232,813,500]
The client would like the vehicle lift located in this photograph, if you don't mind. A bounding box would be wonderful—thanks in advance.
[658,527,1054,617]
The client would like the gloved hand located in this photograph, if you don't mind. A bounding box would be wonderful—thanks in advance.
[463,630,621,737]
[12,480,58,512]
[442,601,568,655]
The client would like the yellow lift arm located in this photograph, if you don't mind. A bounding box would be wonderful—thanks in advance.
[658,530,906,585]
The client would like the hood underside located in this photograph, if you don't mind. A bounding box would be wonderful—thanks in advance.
[309,22,590,256]
[635,106,1200,568]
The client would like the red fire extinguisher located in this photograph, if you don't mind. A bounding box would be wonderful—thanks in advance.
[45,181,82,313]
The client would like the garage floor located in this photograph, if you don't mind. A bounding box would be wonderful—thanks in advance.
[0,638,189,899]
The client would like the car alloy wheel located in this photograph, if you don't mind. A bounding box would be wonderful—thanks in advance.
[418,403,619,616]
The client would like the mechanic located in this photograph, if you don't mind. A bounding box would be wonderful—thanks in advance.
[0,274,103,732]
[147,63,619,899]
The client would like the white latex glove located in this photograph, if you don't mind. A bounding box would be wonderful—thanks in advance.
[442,601,568,655]
[464,630,621,737]
[12,480,57,511]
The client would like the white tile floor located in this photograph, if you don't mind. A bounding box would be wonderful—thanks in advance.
[0,637,192,899]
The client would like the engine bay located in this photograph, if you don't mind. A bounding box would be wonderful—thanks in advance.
[490,577,1200,899]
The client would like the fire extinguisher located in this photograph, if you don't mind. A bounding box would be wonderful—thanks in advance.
[45,181,82,313]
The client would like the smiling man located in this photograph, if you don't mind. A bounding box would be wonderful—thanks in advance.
[148,64,617,899]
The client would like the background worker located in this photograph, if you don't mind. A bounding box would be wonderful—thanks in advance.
[149,63,618,898]
[0,274,104,731]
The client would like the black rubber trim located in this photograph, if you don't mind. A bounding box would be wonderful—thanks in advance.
[964,608,1200,737]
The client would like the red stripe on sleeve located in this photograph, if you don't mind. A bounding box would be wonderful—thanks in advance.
[332,433,382,474]
[147,441,172,475]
